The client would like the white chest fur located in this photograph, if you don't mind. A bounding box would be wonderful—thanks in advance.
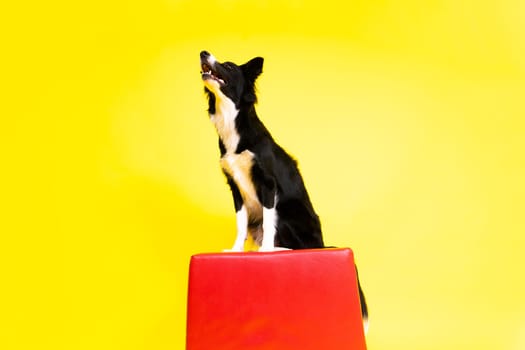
[210,93,261,213]
[210,92,239,153]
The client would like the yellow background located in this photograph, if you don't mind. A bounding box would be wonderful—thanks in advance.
[2,0,525,349]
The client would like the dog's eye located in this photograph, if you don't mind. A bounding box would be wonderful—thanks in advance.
[223,63,234,70]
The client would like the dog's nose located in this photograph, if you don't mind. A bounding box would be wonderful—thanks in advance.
[200,51,210,59]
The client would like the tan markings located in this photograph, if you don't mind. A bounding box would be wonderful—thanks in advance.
[249,225,264,247]
[220,150,263,242]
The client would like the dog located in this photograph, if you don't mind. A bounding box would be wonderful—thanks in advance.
[199,50,368,328]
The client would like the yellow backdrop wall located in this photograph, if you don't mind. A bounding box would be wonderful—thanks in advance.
[2,1,524,349]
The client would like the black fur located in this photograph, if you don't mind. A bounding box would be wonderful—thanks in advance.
[200,51,324,248]
[199,50,367,321]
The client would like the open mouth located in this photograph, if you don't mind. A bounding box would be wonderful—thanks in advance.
[201,63,225,85]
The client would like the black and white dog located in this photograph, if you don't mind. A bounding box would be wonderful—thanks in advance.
[200,50,324,251]
[199,50,368,326]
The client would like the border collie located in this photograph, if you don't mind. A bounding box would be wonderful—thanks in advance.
[199,50,368,326]
[199,50,324,251]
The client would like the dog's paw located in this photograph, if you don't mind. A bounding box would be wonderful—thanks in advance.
[273,247,291,251]
[257,245,274,252]
[258,246,290,252]
[222,248,243,253]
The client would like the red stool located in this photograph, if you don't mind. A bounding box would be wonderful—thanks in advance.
[186,248,367,350]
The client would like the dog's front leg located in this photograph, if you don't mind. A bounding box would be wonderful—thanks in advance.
[229,206,248,252]
[258,177,277,252]
[259,206,277,251]
[224,176,247,252]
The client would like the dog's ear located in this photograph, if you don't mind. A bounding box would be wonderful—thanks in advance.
[241,57,264,83]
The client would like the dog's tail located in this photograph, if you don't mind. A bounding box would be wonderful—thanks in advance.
[325,246,369,333]
[356,266,369,334]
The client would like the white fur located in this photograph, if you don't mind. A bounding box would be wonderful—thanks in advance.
[363,316,369,335]
[224,206,248,252]
[203,54,240,154]
[259,206,277,251]
[207,53,217,64]
[209,95,240,153]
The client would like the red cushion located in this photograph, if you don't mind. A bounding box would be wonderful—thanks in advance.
[186,248,367,350]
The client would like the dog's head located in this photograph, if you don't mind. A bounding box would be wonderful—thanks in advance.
[200,51,264,113]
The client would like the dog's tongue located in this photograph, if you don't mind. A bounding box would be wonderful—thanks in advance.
[201,64,225,85]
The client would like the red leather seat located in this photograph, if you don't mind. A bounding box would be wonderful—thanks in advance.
[186,248,367,349]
